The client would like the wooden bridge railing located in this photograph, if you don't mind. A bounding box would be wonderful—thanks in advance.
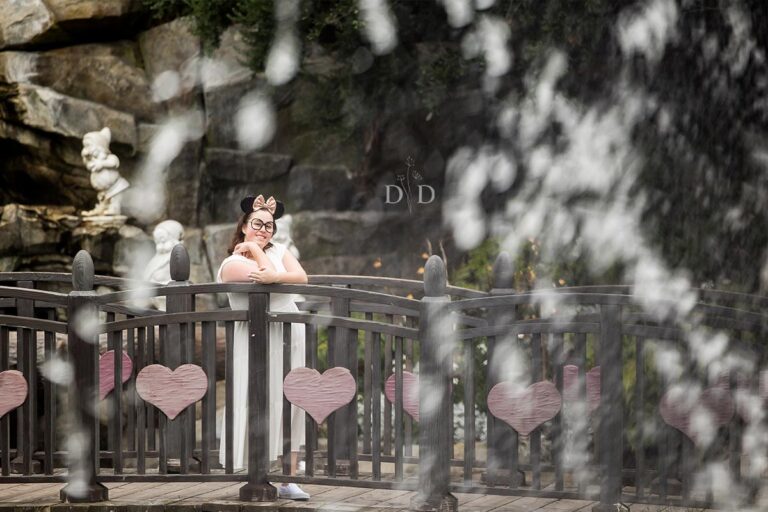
[0,247,766,511]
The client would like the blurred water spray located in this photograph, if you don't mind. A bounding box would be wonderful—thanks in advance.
[63,429,91,499]
[71,304,100,342]
[151,70,181,102]
[266,0,301,85]
[235,91,277,152]
[617,0,679,64]
[462,15,512,78]
[128,110,205,224]
[358,0,398,55]
[39,356,73,386]
[440,0,474,28]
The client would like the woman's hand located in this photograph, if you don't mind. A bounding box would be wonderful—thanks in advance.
[233,241,264,257]
[249,267,279,284]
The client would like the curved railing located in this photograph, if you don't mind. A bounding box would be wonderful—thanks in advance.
[0,248,766,511]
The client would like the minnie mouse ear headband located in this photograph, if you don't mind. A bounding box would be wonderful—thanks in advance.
[240,194,285,219]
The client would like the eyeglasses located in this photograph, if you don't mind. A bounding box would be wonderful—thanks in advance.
[249,219,275,233]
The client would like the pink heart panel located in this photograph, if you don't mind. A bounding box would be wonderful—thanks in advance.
[659,381,734,445]
[136,364,208,420]
[0,370,27,418]
[283,367,356,424]
[563,365,601,414]
[99,350,133,400]
[384,371,420,421]
[487,380,562,436]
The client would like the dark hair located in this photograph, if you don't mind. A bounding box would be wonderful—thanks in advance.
[227,210,278,255]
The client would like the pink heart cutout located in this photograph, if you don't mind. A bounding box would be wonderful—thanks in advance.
[563,365,601,414]
[488,381,562,436]
[660,381,734,445]
[99,350,133,400]
[136,364,208,420]
[0,370,27,418]
[283,367,356,424]
[384,371,420,421]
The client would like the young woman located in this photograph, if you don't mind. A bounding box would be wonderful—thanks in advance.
[217,194,309,500]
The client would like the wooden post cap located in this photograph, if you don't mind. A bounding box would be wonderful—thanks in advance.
[169,244,190,282]
[423,255,447,297]
[492,251,513,289]
[72,250,94,291]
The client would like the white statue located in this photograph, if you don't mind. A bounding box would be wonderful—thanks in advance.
[274,214,300,259]
[81,127,130,217]
[143,220,185,285]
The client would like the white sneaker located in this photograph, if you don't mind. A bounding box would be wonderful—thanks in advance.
[279,483,310,501]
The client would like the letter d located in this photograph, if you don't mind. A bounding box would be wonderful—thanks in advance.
[417,185,436,204]
[385,185,404,204]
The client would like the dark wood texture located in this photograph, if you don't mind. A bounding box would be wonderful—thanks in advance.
[60,251,108,503]
[411,256,457,512]
[592,305,623,512]
[238,292,276,501]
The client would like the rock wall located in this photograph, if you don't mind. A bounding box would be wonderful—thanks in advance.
[0,1,477,282]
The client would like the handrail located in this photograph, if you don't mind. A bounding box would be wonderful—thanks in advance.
[0,286,68,304]
[95,283,420,309]
[270,312,418,339]
[451,291,768,321]
[100,310,247,333]
[310,274,487,298]
[0,315,67,334]
[0,272,145,288]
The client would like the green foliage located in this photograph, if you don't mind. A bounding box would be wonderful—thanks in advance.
[450,238,500,291]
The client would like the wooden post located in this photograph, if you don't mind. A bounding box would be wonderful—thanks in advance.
[164,245,196,472]
[329,291,353,473]
[60,251,108,502]
[592,304,628,512]
[239,291,277,501]
[486,252,523,486]
[410,256,457,512]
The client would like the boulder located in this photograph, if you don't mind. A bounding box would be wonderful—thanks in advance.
[291,211,409,260]
[202,26,253,92]
[0,83,137,149]
[164,136,204,225]
[203,78,260,150]
[112,224,154,276]
[205,180,291,225]
[45,0,139,22]
[288,208,447,278]
[0,203,78,255]
[286,164,354,211]
[203,223,234,280]
[202,223,234,308]
[183,227,213,284]
[205,148,292,183]
[0,0,55,49]
[138,17,200,86]
[0,43,157,122]
[0,0,147,50]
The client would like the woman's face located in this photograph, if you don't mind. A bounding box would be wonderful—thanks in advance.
[243,209,275,249]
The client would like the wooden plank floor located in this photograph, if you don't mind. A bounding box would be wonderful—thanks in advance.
[0,483,722,511]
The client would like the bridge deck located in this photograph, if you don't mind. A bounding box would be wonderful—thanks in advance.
[0,483,717,511]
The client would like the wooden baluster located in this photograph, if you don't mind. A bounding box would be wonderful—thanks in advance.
[201,321,216,474]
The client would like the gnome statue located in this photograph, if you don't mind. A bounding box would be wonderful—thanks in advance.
[81,127,130,216]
